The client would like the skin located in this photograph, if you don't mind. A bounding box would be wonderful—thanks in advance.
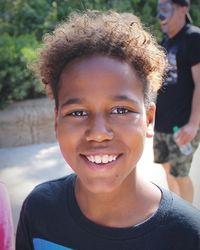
[158,0,200,203]
[175,63,200,202]
[158,0,188,38]
[55,55,161,227]
[178,63,200,145]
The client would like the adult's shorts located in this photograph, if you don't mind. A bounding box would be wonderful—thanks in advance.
[153,129,200,177]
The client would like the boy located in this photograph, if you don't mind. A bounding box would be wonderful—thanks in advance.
[16,11,200,250]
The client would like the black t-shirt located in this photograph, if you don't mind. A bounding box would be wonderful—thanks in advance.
[155,24,200,133]
[16,174,200,250]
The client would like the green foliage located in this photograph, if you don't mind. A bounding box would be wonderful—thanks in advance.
[0,33,43,108]
[0,0,200,108]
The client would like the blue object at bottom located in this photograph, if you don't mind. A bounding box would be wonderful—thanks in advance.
[33,238,73,250]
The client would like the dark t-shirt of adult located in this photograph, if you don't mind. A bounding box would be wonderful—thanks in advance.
[155,24,200,133]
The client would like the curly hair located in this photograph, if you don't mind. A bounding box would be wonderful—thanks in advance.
[33,10,167,108]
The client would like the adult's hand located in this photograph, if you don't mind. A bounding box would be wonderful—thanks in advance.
[175,123,198,145]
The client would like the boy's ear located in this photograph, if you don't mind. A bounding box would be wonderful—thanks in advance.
[146,102,156,138]
[54,108,58,138]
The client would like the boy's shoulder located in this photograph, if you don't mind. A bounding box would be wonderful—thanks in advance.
[162,188,200,232]
[23,174,76,210]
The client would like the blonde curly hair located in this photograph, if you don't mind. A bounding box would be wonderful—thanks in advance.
[33,10,166,108]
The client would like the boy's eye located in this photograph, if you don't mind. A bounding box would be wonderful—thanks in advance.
[111,107,131,114]
[68,110,87,117]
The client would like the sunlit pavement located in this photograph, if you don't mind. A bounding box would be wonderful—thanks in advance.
[0,138,199,233]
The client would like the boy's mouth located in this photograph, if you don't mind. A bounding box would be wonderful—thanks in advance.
[85,154,118,164]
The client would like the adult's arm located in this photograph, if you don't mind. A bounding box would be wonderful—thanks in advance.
[177,63,200,145]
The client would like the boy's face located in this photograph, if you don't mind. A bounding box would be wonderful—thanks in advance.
[55,55,155,194]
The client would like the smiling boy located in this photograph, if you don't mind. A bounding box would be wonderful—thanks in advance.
[16,11,200,250]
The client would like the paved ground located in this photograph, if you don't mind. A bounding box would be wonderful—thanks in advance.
[0,139,199,234]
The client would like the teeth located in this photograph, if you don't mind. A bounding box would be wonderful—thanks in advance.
[102,155,109,163]
[86,155,118,164]
[95,155,102,164]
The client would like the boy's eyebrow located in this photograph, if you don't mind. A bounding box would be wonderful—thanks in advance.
[112,95,140,105]
[61,96,140,107]
[61,98,84,107]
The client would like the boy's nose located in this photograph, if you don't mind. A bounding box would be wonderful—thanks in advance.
[85,115,113,142]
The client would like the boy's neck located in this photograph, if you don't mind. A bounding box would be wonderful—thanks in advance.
[75,174,161,228]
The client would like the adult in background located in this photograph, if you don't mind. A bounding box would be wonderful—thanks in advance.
[154,0,200,203]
